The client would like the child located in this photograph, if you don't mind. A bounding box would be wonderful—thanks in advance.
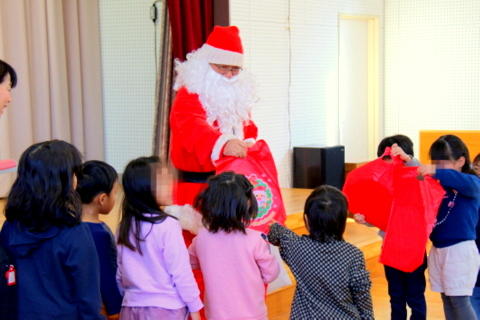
[472,153,480,317]
[77,160,123,319]
[418,135,480,320]
[473,153,480,176]
[354,134,428,320]
[269,185,373,319]
[189,171,280,320]
[0,59,17,320]
[116,156,202,320]
[0,140,103,320]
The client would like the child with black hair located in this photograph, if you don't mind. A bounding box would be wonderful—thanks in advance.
[268,185,373,319]
[77,160,123,319]
[116,156,202,320]
[473,153,480,177]
[189,171,280,320]
[0,140,103,320]
[471,153,480,318]
[354,134,428,320]
[471,152,480,318]
[418,135,480,320]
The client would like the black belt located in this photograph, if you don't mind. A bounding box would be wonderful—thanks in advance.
[178,170,215,183]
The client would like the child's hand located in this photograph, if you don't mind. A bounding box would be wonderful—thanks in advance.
[190,311,201,320]
[107,314,120,320]
[353,213,367,225]
[417,164,436,176]
[267,218,280,228]
[391,143,411,162]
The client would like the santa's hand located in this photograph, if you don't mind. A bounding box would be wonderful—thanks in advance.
[353,213,367,224]
[164,204,204,234]
[224,139,248,158]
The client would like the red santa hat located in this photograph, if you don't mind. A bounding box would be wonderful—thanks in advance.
[202,26,244,67]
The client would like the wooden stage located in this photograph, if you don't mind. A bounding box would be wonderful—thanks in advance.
[0,188,443,319]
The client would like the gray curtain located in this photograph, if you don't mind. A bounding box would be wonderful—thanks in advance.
[0,0,105,196]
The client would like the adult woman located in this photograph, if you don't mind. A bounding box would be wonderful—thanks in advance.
[0,59,17,116]
[0,59,17,319]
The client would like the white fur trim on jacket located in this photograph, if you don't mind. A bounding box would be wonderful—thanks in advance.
[244,138,256,145]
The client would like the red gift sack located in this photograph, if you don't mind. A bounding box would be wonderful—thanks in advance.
[342,149,397,230]
[215,140,286,234]
[380,166,444,272]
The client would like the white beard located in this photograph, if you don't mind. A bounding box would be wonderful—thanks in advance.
[174,46,258,139]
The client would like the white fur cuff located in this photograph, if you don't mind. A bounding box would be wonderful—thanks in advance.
[211,134,235,163]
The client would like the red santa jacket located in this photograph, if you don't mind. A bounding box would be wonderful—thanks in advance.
[169,87,258,173]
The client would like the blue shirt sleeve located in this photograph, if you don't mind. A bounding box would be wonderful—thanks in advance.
[435,169,480,198]
[88,223,123,315]
[65,224,105,320]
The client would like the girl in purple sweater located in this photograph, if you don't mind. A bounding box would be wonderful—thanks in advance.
[116,156,202,320]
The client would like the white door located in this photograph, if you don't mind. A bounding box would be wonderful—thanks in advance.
[339,17,376,163]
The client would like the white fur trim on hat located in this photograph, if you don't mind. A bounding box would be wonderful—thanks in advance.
[202,44,243,67]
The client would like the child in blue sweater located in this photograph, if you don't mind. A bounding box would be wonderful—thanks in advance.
[470,153,480,317]
[77,160,123,319]
[418,135,480,320]
[1,140,104,320]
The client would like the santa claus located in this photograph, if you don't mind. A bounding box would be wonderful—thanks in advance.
[169,25,258,207]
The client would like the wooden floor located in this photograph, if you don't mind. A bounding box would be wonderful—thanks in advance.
[0,188,444,319]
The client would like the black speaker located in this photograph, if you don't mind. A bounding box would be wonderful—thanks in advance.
[293,145,345,189]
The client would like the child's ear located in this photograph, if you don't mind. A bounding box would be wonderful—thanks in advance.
[456,156,466,170]
[95,192,108,206]
[303,214,310,232]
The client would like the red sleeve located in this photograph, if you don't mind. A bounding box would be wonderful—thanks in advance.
[243,120,258,140]
[169,88,221,172]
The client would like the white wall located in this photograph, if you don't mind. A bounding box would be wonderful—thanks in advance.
[384,0,480,155]
[99,0,163,172]
[231,0,384,187]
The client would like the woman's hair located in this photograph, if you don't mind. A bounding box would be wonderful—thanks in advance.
[0,59,17,88]
[5,140,82,232]
[303,185,348,242]
[429,134,474,174]
[195,171,258,233]
[117,156,169,253]
[377,134,414,157]
[76,160,118,204]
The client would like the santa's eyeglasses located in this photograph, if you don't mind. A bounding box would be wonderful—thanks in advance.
[210,64,242,76]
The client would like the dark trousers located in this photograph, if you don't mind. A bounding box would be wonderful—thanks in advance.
[384,257,427,320]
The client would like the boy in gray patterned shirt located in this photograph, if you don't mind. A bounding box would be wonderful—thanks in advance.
[268,185,373,320]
